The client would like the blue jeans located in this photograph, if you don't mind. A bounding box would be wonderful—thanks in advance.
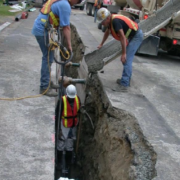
[120,28,143,87]
[35,35,54,89]
[94,8,98,22]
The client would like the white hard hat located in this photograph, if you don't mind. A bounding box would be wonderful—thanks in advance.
[97,7,111,23]
[66,84,77,98]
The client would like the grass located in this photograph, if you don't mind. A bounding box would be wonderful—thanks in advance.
[0,0,23,16]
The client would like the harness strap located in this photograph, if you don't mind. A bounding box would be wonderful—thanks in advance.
[49,11,59,27]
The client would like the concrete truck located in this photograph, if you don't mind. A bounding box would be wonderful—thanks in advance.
[94,0,180,56]
[118,0,180,56]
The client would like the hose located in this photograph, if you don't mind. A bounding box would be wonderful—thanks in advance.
[75,106,94,154]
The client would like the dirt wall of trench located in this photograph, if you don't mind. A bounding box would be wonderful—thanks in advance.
[67,24,157,180]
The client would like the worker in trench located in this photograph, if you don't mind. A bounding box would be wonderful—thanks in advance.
[31,0,80,97]
[97,7,144,91]
[55,84,81,170]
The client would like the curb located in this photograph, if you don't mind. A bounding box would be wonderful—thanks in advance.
[0,22,11,32]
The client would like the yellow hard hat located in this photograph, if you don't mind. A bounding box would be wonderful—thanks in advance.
[97,7,111,23]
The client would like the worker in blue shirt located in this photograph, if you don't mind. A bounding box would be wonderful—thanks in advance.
[32,0,80,97]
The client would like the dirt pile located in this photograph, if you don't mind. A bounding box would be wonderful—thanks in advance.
[65,25,157,180]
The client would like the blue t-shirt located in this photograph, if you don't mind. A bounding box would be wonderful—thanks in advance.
[32,0,71,36]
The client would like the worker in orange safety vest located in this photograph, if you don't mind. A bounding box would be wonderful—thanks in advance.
[97,8,144,91]
[55,84,81,152]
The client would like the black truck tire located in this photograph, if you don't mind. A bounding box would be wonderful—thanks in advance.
[86,3,92,16]
[80,5,84,10]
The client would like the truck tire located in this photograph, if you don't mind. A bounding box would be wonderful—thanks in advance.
[98,23,102,29]
[167,47,180,56]
[92,6,95,17]
[86,3,92,16]
[102,25,107,32]
[80,5,84,10]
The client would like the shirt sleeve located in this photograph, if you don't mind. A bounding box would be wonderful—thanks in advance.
[59,3,71,27]
[112,18,122,33]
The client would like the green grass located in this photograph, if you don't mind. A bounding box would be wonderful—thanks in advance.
[0,0,22,16]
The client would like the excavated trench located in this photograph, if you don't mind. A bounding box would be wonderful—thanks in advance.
[59,24,157,180]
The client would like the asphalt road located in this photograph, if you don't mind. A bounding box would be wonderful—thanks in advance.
[0,10,54,180]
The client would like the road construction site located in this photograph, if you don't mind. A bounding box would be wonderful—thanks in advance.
[0,5,180,180]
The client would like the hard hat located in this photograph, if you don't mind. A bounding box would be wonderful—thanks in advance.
[66,84,77,98]
[97,7,111,23]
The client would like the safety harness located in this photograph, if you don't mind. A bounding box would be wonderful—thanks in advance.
[41,0,60,28]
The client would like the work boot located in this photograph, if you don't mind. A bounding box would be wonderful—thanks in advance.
[39,88,58,97]
[50,81,59,89]
[112,80,128,92]
[116,78,121,84]
[112,85,128,92]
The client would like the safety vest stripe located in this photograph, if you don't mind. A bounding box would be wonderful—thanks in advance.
[63,96,68,127]
[44,0,52,14]
[75,96,79,110]
[125,29,132,38]
[130,20,137,31]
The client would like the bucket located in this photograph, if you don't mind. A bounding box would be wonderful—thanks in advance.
[21,11,28,19]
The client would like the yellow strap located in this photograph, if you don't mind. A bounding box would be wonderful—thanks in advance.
[49,11,59,27]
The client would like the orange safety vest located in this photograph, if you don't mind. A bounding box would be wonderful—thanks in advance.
[41,0,60,28]
[110,14,138,44]
[61,95,80,128]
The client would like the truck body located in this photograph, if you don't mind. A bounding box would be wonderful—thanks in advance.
[120,0,180,56]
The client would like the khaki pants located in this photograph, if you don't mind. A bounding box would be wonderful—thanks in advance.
[57,120,77,151]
